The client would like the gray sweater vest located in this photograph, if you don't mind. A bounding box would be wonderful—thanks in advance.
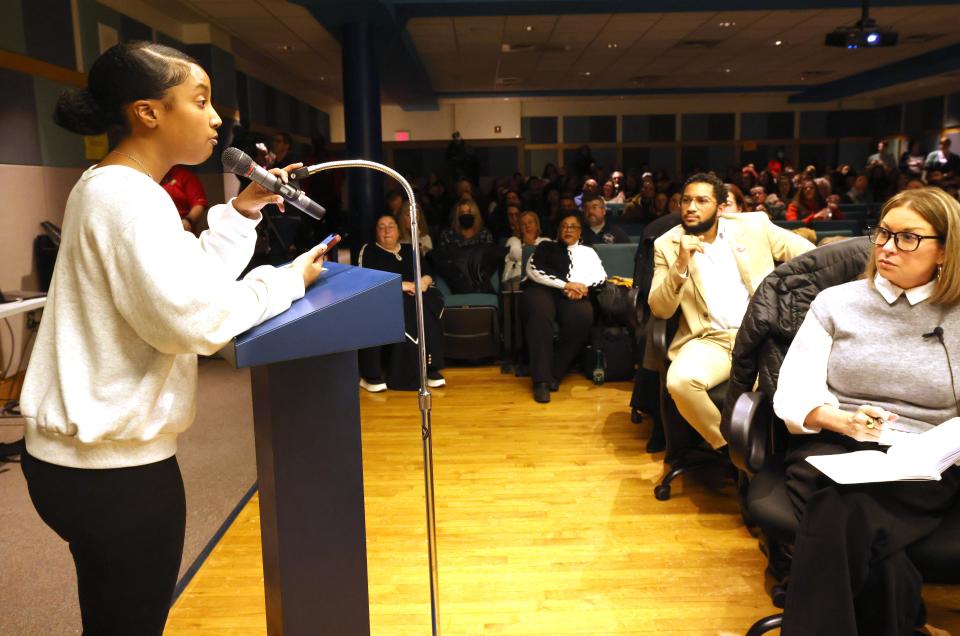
[810,279,960,432]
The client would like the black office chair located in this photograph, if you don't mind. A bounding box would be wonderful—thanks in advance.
[722,237,960,635]
[648,312,736,501]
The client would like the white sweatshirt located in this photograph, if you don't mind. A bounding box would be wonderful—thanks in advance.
[21,165,305,469]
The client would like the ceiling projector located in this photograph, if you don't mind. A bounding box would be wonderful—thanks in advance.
[825,2,898,48]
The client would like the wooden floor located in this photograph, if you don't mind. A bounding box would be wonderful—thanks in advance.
[165,367,960,635]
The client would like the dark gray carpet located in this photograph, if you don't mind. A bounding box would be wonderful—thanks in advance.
[0,358,257,635]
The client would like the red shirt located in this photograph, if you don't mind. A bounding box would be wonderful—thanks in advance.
[161,166,207,217]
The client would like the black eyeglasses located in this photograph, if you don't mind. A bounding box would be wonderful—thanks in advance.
[866,226,943,252]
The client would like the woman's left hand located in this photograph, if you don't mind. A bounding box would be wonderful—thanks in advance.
[232,162,304,219]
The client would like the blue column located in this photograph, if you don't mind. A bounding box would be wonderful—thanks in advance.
[342,21,384,260]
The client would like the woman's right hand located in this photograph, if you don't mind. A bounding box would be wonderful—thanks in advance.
[289,242,328,289]
[843,404,898,442]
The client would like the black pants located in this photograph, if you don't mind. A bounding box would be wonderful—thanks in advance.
[359,287,445,389]
[520,284,593,384]
[22,452,186,636]
[782,434,960,636]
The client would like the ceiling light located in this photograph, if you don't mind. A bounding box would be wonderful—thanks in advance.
[578,71,592,76]
[723,67,732,73]
[524,25,534,32]
[774,40,783,46]
[607,43,619,49]
[278,44,294,52]
[718,21,736,28]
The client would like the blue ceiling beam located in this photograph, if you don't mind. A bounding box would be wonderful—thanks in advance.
[789,41,960,103]
[437,85,806,99]
[294,0,438,110]
[392,0,960,17]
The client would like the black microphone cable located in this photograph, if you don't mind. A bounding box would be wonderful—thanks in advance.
[923,325,960,416]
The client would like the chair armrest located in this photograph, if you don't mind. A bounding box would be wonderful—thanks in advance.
[649,317,668,374]
[727,391,771,474]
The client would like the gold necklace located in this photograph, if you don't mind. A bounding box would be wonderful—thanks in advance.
[111,150,154,180]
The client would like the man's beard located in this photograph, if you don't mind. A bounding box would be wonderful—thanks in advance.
[682,207,719,235]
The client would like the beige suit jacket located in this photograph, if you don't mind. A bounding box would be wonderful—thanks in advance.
[649,212,815,359]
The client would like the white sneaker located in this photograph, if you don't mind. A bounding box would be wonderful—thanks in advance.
[359,378,387,392]
[426,372,446,388]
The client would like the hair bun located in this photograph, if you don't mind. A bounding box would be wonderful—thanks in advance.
[53,88,107,135]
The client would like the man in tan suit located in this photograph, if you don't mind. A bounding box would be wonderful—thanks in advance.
[649,173,814,449]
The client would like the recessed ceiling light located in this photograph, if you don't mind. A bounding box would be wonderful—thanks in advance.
[524,25,534,32]
[607,42,619,49]
[775,40,783,46]
[723,67,732,73]
[578,71,592,76]
[278,44,294,52]
[719,21,736,28]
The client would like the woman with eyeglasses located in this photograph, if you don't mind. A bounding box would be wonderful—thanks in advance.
[773,187,960,635]
[521,212,607,403]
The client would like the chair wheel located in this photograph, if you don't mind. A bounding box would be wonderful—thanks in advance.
[654,484,671,501]
[771,584,787,609]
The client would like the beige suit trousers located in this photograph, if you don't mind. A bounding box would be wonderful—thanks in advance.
[665,329,737,449]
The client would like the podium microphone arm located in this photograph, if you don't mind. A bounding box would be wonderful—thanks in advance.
[296,159,442,636]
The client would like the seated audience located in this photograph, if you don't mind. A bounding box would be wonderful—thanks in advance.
[161,165,206,233]
[581,195,630,245]
[721,184,744,214]
[772,188,959,635]
[648,173,813,449]
[439,199,494,249]
[622,179,658,222]
[397,201,433,254]
[786,180,828,221]
[601,179,625,204]
[900,139,926,179]
[503,211,549,281]
[522,212,607,403]
[358,214,446,391]
[925,136,960,181]
[574,177,599,208]
[866,139,896,173]
[843,174,872,205]
[653,192,669,216]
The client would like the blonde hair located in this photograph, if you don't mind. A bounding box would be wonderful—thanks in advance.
[519,210,541,239]
[397,202,429,241]
[863,187,960,305]
[452,198,484,233]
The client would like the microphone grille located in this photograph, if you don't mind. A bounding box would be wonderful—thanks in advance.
[221,147,251,173]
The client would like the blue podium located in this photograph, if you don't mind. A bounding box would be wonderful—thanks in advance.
[223,262,404,635]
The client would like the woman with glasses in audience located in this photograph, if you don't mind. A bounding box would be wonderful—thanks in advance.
[358,213,446,391]
[521,212,606,403]
[773,188,960,636]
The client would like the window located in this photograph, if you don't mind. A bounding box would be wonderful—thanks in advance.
[521,117,558,144]
[681,113,734,142]
[563,116,616,143]
[622,115,676,142]
[741,112,794,140]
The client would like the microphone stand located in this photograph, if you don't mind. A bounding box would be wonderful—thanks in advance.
[293,160,442,636]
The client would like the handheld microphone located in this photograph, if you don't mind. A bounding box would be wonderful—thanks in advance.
[221,147,326,221]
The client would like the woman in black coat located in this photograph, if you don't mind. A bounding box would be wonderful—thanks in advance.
[358,213,446,391]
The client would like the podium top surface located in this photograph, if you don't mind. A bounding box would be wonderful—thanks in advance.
[227,261,404,368]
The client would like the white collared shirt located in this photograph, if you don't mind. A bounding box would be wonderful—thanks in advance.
[692,218,751,330]
[773,274,935,434]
